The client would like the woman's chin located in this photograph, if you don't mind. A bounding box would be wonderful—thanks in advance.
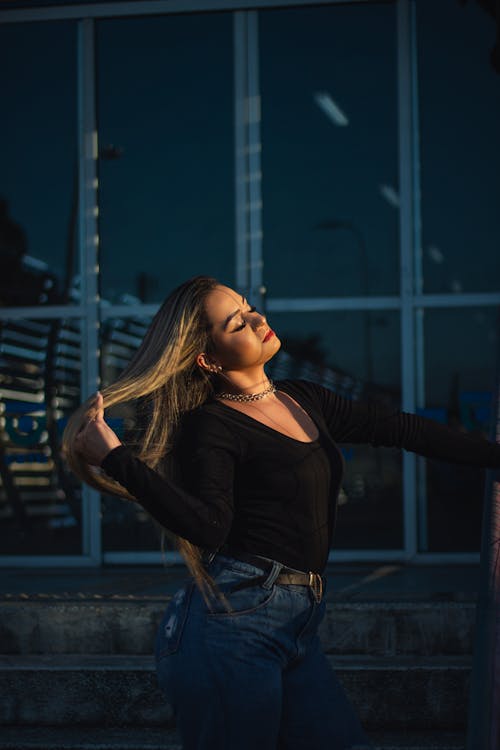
[265,336,281,360]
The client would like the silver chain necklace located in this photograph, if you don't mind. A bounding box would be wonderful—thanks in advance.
[215,379,276,402]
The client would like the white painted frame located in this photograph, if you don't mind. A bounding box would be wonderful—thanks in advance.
[0,0,369,24]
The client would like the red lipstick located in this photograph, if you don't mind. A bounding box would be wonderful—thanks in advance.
[263,329,275,342]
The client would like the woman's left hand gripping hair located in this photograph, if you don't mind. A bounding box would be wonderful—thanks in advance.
[74,391,122,467]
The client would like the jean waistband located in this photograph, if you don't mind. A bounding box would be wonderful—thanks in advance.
[219,549,306,575]
[205,548,325,603]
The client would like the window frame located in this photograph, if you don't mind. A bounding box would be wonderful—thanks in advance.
[1,0,498,566]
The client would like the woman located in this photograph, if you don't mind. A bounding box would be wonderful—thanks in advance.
[64,275,500,750]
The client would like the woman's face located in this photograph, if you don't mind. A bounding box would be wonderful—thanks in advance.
[201,285,281,373]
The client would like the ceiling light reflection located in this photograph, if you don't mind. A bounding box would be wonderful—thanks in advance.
[313,91,349,126]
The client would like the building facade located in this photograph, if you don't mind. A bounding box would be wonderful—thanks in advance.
[1,0,499,566]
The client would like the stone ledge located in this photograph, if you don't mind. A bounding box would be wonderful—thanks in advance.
[0,727,466,750]
[0,600,476,656]
[0,654,471,730]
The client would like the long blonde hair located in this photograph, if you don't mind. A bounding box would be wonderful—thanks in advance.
[63,274,224,601]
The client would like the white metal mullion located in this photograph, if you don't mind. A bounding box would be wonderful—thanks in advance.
[414,292,500,307]
[0,0,370,25]
[5,291,499,325]
[329,550,410,563]
[267,296,401,312]
[328,550,479,564]
[99,302,160,320]
[0,305,83,320]
[410,0,428,553]
[411,0,423,401]
[78,19,101,565]
[413,552,480,564]
[104,551,183,565]
[246,10,263,304]
[0,549,479,566]
[0,555,112,567]
[234,13,249,293]
[105,549,480,565]
[398,0,417,561]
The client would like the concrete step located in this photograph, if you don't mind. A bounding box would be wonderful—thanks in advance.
[0,654,471,731]
[0,727,466,750]
[0,598,476,656]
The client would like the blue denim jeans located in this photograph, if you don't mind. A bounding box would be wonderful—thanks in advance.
[155,554,372,750]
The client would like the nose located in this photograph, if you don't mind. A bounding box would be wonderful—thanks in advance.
[253,309,267,328]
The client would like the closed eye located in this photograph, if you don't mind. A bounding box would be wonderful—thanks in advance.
[234,306,257,331]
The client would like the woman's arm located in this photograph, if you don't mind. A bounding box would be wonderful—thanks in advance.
[304,380,500,468]
[75,396,237,548]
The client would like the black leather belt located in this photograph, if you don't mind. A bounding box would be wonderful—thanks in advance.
[217,549,325,603]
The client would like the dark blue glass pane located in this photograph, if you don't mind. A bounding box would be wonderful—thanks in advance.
[260,3,399,298]
[0,317,82,554]
[417,0,500,294]
[267,309,403,549]
[0,21,77,307]
[420,306,498,551]
[97,14,234,304]
[99,314,175,552]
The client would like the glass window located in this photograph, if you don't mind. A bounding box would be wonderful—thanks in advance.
[260,3,399,298]
[100,307,402,553]
[0,317,82,554]
[0,22,77,307]
[418,306,498,551]
[267,309,403,549]
[96,14,234,304]
[417,0,500,294]
[100,314,171,552]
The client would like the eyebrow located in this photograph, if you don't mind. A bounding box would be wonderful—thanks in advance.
[223,295,246,330]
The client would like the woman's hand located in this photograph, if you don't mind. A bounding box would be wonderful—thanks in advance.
[74,392,122,467]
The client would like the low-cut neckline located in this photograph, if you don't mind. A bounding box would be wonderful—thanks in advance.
[213,385,320,445]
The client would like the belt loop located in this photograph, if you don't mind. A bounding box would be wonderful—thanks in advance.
[309,572,324,603]
[262,560,283,590]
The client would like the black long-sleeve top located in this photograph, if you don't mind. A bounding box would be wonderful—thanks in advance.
[101,379,500,573]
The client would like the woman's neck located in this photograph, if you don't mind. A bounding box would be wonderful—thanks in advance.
[215,368,271,396]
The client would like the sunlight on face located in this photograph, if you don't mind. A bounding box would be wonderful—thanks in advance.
[202,285,280,373]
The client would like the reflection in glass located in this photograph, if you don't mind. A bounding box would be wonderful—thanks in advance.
[260,3,399,297]
[0,22,77,306]
[417,0,500,293]
[100,315,174,552]
[419,307,498,551]
[97,14,234,303]
[0,318,82,554]
[267,309,400,391]
[267,309,403,549]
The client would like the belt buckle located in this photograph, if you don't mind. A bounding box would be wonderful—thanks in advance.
[308,572,323,603]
